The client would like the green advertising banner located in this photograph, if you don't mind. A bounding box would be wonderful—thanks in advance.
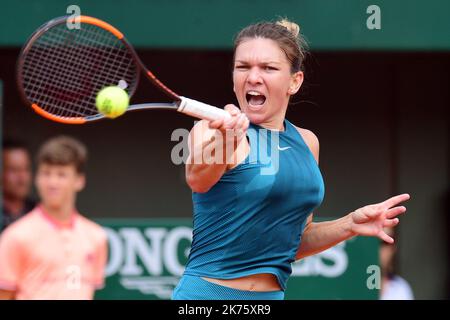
[95,219,379,300]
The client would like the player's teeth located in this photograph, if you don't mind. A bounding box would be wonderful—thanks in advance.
[246,92,266,105]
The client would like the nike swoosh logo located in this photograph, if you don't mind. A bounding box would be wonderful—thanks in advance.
[277,145,291,151]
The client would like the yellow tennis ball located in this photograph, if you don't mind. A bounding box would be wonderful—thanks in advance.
[95,86,129,119]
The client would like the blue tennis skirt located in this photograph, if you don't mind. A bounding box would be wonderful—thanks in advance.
[171,274,285,300]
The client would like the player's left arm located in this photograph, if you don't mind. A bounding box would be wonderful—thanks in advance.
[295,213,355,260]
[295,128,409,260]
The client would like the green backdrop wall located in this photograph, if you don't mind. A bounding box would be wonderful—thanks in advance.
[1,0,450,50]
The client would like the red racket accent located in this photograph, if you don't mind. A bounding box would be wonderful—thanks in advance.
[32,104,86,124]
[66,16,124,39]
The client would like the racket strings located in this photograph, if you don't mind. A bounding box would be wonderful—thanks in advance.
[20,22,139,119]
[25,28,101,116]
[38,25,133,116]
[24,32,96,117]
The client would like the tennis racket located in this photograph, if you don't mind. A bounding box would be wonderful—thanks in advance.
[16,15,231,124]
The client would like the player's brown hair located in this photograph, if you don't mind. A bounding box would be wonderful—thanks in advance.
[37,136,87,174]
[233,18,308,73]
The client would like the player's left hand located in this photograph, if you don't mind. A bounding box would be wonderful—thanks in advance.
[350,193,410,243]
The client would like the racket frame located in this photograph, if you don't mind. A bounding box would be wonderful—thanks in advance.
[17,15,231,124]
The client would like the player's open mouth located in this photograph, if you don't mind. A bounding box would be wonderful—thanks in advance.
[246,90,266,109]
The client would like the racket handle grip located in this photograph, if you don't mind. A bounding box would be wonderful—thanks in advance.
[178,97,231,121]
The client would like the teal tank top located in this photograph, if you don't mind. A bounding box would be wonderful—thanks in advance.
[184,119,325,290]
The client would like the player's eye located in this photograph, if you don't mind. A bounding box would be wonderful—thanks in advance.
[235,65,249,70]
[57,171,68,178]
[264,66,278,71]
[42,170,51,177]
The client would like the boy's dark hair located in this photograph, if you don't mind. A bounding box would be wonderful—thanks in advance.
[37,136,87,174]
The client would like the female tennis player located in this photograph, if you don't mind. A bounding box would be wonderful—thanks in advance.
[172,19,410,300]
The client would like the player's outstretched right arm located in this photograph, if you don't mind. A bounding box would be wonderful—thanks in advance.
[185,104,249,193]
